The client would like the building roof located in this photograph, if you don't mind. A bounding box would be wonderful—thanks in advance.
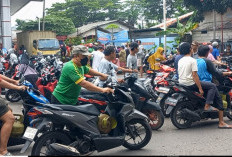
[151,12,194,29]
[11,0,43,16]
[75,20,134,36]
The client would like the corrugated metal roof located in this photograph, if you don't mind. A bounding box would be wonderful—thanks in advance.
[77,20,117,35]
[151,12,194,29]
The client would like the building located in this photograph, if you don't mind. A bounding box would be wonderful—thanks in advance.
[0,0,42,50]
[129,12,194,54]
[192,8,232,47]
[68,20,134,43]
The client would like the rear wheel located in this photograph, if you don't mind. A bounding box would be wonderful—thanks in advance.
[5,89,21,102]
[31,131,72,156]
[170,101,193,129]
[123,119,152,150]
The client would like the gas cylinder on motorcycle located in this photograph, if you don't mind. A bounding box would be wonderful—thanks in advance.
[221,94,228,109]
[10,114,24,137]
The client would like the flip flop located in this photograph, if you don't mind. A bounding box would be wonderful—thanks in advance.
[204,106,219,112]
[218,124,232,129]
[3,152,12,156]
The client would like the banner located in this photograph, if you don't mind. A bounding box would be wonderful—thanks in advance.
[113,30,129,42]
[97,30,129,43]
[97,30,111,44]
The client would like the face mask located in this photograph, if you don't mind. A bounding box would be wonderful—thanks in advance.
[80,57,88,66]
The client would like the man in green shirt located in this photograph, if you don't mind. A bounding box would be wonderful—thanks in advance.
[52,45,113,105]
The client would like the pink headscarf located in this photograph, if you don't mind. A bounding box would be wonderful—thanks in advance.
[207,45,215,61]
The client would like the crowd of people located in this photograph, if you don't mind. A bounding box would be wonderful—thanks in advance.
[0,39,232,155]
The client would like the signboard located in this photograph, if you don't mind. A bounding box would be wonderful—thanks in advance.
[97,30,111,44]
[113,30,129,42]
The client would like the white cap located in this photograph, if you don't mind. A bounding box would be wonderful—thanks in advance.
[212,42,218,47]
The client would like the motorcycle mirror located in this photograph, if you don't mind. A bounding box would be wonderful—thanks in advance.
[19,77,25,84]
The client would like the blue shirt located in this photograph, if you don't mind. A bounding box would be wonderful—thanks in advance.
[174,54,184,79]
[212,48,220,60]
[196,58,212,82]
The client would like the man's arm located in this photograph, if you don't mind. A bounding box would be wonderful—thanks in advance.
[192,71,204,95]
[0,79,25,90]
[117,66,137,73]
[0,74,18,85]
[79,79,113,93]
[88,69,108,81]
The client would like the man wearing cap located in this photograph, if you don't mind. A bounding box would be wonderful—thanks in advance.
[191,41,199,59]
[212,41,220,61]
[51,45,113,105]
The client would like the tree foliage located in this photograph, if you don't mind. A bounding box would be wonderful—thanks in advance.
[15,15,75,36]
[156,13,199,45]
[183,0,232,22]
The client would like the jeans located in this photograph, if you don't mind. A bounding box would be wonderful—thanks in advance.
[187,81,224,111]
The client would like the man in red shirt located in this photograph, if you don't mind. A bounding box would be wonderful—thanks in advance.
[0,75,26,156]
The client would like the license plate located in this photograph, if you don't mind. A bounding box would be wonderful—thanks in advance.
[23,127,38,140]
[165,97,178,106]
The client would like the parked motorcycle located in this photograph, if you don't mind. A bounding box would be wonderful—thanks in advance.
[20,83,152,156]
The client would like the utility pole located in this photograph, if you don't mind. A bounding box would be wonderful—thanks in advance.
[36,17,40,31]
[213,9,216,40]
[163,0,167,55]
[42,0,45,31]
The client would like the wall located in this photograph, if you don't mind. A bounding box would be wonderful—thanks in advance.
[192,29,232,43]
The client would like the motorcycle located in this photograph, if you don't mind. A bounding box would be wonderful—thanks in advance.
[2,77,50,147]
[79,71,164,130]
[165,76,232,129]
[20,83,152,156]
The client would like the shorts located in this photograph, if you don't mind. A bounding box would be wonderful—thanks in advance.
[0,97,9,117]
[137,59,142,67]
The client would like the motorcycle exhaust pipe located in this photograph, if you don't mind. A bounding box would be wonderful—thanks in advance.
[46,143,80,156]
[182,108,201,121]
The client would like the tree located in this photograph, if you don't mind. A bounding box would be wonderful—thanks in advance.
[46,0,121,28]
[143,0,193,26]
[183,0,232,22]
[16,15,76,36]
[156,13,199,45]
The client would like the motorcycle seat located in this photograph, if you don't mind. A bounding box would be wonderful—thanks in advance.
[136,78,146,83]
[55,104,100,116]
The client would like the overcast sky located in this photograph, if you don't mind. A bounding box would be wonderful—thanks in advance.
[11,0,66,26]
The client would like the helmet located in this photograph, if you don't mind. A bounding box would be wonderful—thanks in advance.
[212,41,219,47]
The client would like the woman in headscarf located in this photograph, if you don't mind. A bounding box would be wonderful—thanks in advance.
[19,53,38,89]
[147,47,166,70]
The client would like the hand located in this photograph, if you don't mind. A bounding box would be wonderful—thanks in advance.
[199,88,204,96]
[131,69,138,73]
[99,74,108,81]
[18,85,27,91]
[102,87,114,94]
[14,80,20,85]
[118,79,125,83]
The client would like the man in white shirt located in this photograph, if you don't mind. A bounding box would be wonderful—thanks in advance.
[92,46,104,71]
[136,40,145,77]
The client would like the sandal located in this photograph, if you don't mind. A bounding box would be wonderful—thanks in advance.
[218,124,232,129]
[204,106,219,112]
[3,152,12,156]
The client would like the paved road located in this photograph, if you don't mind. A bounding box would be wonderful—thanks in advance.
[5,97,232,156]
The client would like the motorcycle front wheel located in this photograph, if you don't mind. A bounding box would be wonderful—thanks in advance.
[123,119,152,150]
[5,89,21,102]
[144,110,164,130]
